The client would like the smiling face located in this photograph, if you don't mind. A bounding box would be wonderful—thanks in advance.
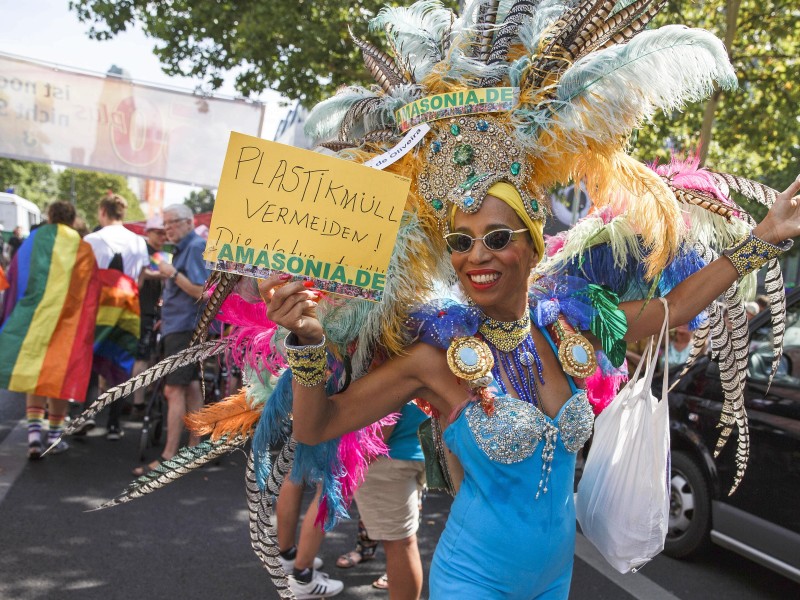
[450,195,539,321]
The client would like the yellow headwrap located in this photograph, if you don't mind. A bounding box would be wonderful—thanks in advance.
[449,182,545,258]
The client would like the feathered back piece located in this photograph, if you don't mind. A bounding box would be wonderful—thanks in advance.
[305,0,736,278]
[300,0,779,495]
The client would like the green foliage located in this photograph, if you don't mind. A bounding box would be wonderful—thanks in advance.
[184,188,216,214]
[631,0,800,192]
[69,0,458,106]
[57,168,144,228]
[0,157,59,208]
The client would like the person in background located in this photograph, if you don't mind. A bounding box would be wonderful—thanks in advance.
[84,193,149,440]
[349,402,428,598]
[276,477,344,599]
[133,204,209,476]
[131,216,168,417]
[72,216,90,238]
[0,201,100,458]
[7,226,24,260]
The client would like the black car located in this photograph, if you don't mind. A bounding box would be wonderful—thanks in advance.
[663,287,800,583]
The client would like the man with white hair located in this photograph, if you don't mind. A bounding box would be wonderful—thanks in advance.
[134,204,209,475]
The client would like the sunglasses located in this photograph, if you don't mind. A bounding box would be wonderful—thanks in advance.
[444,228,529,253]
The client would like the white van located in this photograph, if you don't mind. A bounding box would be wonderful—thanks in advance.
[0,192,42,235]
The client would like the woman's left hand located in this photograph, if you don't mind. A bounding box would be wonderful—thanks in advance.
[753,175,800,244]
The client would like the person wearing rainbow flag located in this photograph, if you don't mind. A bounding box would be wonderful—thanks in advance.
[0,201,100,458]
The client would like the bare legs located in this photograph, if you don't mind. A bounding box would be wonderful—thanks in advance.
[162,380,202,459]
[383,534,423,600]
[277,479,325,570]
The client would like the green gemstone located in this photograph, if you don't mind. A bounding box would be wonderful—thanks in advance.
[450,124,460,135]
[453,144,474,166]
[431,199,444,211]
[510,162,521,176]
[531,199,539,211]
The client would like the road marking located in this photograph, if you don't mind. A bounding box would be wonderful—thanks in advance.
[575,533,682,600]
[0,419,28,505]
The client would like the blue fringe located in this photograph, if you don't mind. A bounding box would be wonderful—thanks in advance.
[252,369,294,489]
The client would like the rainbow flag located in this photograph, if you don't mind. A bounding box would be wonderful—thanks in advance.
[92,269,140,386]
[149,250,172,270]
[0,224,100,400]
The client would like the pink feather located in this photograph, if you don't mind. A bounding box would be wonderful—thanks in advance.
[215,293,286,378]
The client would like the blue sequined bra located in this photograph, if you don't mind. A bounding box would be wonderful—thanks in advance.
[461,387,593,497]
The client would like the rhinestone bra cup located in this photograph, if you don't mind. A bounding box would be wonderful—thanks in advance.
[465,393,594,464]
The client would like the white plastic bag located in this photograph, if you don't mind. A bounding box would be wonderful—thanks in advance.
[576,298,671,573]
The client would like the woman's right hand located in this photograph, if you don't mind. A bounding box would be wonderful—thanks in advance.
[258,273,324,345]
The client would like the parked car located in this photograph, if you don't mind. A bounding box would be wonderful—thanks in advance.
[663,287,800,583]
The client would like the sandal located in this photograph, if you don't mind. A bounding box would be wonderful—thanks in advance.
[132,456,166,477]
[372,573,389,590]
[336,550,368,569]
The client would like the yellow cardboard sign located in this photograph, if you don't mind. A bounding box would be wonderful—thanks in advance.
[205,132,411,301]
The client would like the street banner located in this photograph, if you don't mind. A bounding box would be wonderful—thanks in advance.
[205,132,411,301]
[0,53,263,187]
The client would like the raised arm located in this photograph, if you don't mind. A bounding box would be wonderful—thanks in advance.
[259,274,437,445]
[622,175,800,342]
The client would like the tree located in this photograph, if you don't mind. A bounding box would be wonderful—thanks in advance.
[57,168,145,228]
[71,1,798,190]
[631,0,800,192]
[0,157,59,208]
[184,188,216,214]
[69,0,456,105]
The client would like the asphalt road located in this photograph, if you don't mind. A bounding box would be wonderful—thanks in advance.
[0,389,797,599]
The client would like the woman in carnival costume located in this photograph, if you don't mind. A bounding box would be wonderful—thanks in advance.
[61,2,800,598]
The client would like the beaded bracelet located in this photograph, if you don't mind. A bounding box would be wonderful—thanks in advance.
[722,232,793,278]
[285,334,327,387]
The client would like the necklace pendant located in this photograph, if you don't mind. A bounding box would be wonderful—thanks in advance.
[519,351,535,366]
[557,333,597,378]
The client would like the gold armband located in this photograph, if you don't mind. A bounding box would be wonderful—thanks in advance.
[285,334,327,387]
[722,232,793,278]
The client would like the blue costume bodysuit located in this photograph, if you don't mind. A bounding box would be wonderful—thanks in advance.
[427,327,594,599]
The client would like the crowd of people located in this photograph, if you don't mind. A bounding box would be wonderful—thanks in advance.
[0,196,212,470]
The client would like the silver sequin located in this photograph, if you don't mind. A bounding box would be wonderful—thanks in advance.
[465,392,594,496]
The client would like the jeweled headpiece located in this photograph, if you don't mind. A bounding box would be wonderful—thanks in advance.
[418,114,546,225]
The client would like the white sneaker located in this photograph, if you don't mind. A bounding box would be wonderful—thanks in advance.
[278,554,324,573]
[289,570,343,599]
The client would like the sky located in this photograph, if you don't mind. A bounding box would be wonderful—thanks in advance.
[0,0,288,204]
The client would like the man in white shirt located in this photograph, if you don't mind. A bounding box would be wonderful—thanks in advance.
[84,195,149,280]
[83,194,149,440]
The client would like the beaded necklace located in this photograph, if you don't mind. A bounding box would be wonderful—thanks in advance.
[478,310,545,406]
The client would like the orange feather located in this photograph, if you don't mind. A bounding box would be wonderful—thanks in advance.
[185,391,262,441]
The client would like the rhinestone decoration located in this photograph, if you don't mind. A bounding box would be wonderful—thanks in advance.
[479,311,531,353]
[419,115,546,225]
[446,336,494,381]
[557,334,598,378]
[431,199,444,211]
[453,144,475,166]
[558,391,594,453]
[465,393,594,497]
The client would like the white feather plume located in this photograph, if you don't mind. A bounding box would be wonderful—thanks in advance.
[304,87,377,142]
[516,25,737,155]
[370,0,455,81]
